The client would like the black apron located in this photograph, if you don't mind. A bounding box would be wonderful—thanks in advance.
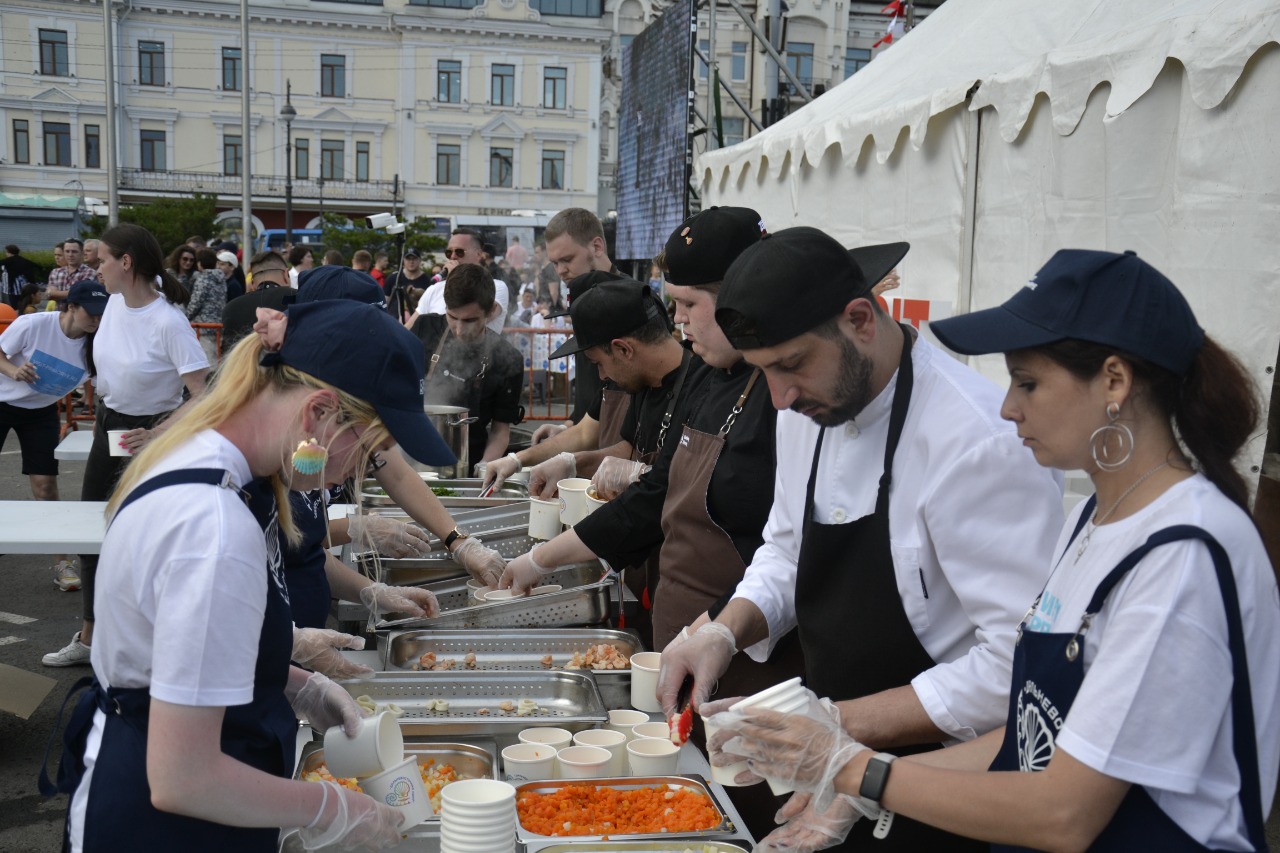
[990,497,1268,852]
[793,328,985,851]
[41,470,297,853]
[284,488,334,630]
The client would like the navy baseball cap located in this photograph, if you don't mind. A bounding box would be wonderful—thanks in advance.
[295,265,386,307]
[545,269,625,319]
[550,279,667,359]
[663,206,766,285]
[930,249,1205,376]
[263,301,454,466]
[66,280,109,314]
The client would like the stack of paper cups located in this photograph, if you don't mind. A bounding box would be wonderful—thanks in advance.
[704,677,807,789]
[440,779,518,853]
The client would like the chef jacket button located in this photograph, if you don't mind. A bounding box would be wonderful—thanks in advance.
[832,508,847,523]
[845,424,860,438]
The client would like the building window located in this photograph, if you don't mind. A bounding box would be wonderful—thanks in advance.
[13,120,29,164]
[140,129,166,172]
[844,46,871,78]
[139,40,165,86]
[732,42,747,81]
[489,147,513,188]
[533,0,602,16]
[721,117,744,147]
[39,29,69,77]
[541,150,564,190]
[320,140,344,180]
[619,34,635,50]
[355,141,370,182]
[785,42,814,87]
[410,0,480,7]
[85,124,100,168]
[222,47,241,91]
[698,40,709,80]
[543,67,567,110]
[43,122,71,167]
[321,54,346,98]
[438,60,462,103]
[223,135,242,176]
[437,143,461,186]
[491,64,515,107]
[295,138,310,179]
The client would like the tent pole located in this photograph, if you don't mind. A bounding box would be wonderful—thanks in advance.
[956,101,982,359]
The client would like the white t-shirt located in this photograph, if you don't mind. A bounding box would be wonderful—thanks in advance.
[1026,474,1280,849]
[414,278,509,334]
[0,311,87,407]
[93,293,207,415]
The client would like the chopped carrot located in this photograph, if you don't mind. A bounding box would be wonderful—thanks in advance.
[516,785,720,836]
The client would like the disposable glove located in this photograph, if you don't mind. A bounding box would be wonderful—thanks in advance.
[709,688,868,812]
[590,457,650,500]
[663,625,691,653]
[358,582,439,619]
[289,672,368,737]
[754,793,864,853]
[528,452,576,499]
[475,452,519,488]
[347,514,432,558]
[530,423,567,445]
[452,536,505,587]
[499,543,557,595]
[298,780,405,851]
[291,628,374,681]
[656,622,737,716]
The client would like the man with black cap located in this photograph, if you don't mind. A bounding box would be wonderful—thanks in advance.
[221,251,297,350]
[657,226,1064,850]
[383,246,429,323]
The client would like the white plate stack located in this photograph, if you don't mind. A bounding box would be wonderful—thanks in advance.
[439,778,518,853]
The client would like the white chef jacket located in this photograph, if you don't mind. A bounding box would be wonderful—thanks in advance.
[733,338,1064,740]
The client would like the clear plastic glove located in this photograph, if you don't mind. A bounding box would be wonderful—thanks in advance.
[291,628,374,681]
[478,453,521,491]
[298,780,405,851]
[530,423,567,445]
[662,625,691,653]
[358,582,439,620]
[657,622,737,716]
[528,451,576,499]
[347,514,433,558]
[754,792,863,853]
[590,457,650,500]
[289,672,369,737]
[499,542,557,595]
[452,536,505,587]
[709,688,868,812]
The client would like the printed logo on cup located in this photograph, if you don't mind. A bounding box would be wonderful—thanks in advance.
[559,498,567,513]
[386,777,417,808]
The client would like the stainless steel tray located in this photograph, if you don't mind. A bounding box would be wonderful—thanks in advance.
[281,831,439,852]
[360,504,533,553]
[514,775,736,842]
[363,476,530,508]
[524,842,751,853]
[376,561,617,631]
[331,671,608,739]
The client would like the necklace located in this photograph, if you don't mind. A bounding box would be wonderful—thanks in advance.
[1074,460,1171,563]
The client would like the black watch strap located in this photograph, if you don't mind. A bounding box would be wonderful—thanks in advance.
[859,752,897,805]
[444,528,469,549]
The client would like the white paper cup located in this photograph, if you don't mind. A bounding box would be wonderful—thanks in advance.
[630,721,670,741]
[629,651,662,712]
[322,711,404,779]
[501,743,556,783]
[484,585,562,601]
[440,778,517,810]
[557,477,591,526]
[607,709,649,739]
[735,677,804,710]
[556,745,612,779]
[627,737,680,776]
[107,429,132,457]
[518,727,573,754]
[584,492,607,516]
[573,729,628,777]
[528,497,562,540]
[360,755,434,828]
[702,715,748,786]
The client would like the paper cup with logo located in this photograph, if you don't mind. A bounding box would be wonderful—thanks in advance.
[322,711,404,779]
[556,745,612,779]
[607,709,649,739]
[360,755,434,828]
[501,742,556,783]
[573,728,628,777]
[628,651,662,712]
[528,497,562,540]
[556,477,591,526]
[627,737,680,776]
[107,429,132,457]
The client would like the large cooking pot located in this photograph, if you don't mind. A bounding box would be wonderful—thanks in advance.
[404,405,476,479]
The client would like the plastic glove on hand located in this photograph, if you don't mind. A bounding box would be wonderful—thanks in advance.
[298,781,405,851]
[359,582,438,619]
[530,423,567,445]
[590,456,649,500]
[291,628,373,681]
[498,543,555,595]
[290,672,369,737]
[754,792,862,853]
[348,514,432,558]
[452,536,505,587]
[656,622,736,717]
[479,452,522,491]
[528,452,575,499]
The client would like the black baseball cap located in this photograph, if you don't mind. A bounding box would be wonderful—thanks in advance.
[403,247,421,258]
[262,301,455,466]
[715,227,909,349]
[663,206,766,285]
[295,265,386,307]
[549,280,666,359]
[545,269,625,319]
[66,280,109,314]
[930,249,1205,376]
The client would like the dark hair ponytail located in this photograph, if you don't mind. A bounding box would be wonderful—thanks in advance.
[100,223,191,305]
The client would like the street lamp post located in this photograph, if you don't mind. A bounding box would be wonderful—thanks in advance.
[317,176,326,226]
[280,80,297,248]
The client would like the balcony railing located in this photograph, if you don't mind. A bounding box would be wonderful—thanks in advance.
[118,168,397,202]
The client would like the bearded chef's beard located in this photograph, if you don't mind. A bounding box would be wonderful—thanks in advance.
[791,335,875,428]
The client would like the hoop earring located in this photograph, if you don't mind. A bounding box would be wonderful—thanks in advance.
[1089,402,1133,472]
[292,438,329,475]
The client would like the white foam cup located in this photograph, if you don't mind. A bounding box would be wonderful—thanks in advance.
[322,711,404,779]
[360,755,434,828]
[607,709,649,739]
[528,497,562,540]
[628,652,662,712]
[630,721,670,741]
[572,729,628,777]
[627,737,680,776]
[501,743,556,783]
[556,477,591,526]
[556,745,612,779]
[107,429,132,457]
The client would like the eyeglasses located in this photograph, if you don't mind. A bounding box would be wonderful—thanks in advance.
[443,248,469,259]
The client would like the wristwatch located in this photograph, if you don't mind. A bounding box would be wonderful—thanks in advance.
[443,528,470,549]
[859,752,897,806]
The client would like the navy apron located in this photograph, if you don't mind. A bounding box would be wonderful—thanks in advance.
[285,488,334,630]
[793,328,986,851]
[990,497,1268,852]
[41,469,297,853]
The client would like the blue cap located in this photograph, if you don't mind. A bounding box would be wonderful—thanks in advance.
[263,301,455,466]
[295,265,386,307]
[930,249,1205,376]
[66,280,110,315]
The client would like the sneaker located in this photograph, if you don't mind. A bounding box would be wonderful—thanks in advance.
[42,632,92,667]
[53,560,81,592]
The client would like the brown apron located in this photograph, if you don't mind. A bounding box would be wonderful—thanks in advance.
[596,387,630,449]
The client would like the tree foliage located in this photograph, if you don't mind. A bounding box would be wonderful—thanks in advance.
[83,193,220,254]
[319,213,447,267]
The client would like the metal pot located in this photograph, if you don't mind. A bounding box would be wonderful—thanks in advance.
[417,404,477,479]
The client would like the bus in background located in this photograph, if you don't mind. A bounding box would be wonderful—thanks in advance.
[256,229,324,255]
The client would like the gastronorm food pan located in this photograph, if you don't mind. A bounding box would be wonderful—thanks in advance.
[281,831,439,852]
[514,775,736,843]
[295,738,498,786]
[362,476,529,508]
[523,842,752,853]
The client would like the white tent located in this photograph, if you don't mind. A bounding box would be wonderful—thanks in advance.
[698,0,1280,486]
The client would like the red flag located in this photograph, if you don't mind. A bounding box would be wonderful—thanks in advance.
[874,30,894,47]
[880,0,903,16]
